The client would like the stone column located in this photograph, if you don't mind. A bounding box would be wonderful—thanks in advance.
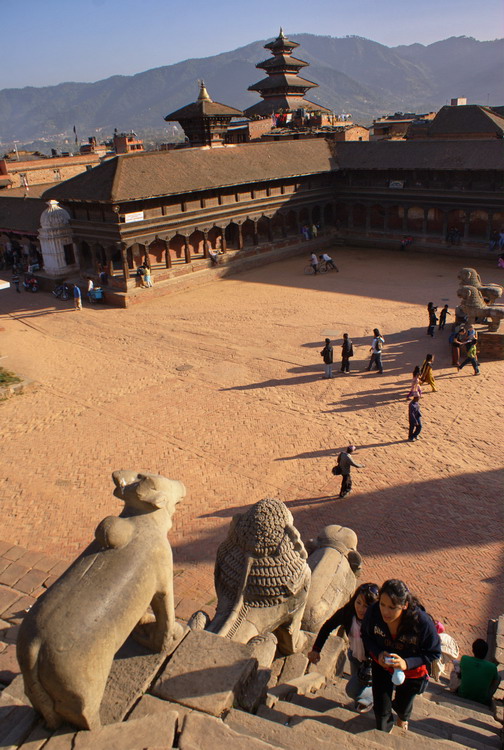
[237,224,243,250]
[183,236,191,264]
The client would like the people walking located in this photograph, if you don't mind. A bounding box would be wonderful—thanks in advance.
[335,445,365,499]
[73,284,82,310]
[408,396,422,441]
[419,354,437,392]
[405,366,422,400]
[308,583,379,712]
[366,329,384,373]
[320,338,334,379]
[438,304,450,331]
[362,579,441,733]
[341,333,354,373]
[427,303,437,337]
[458,341,480,375]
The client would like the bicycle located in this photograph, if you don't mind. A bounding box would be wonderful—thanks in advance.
[320,260,339,273]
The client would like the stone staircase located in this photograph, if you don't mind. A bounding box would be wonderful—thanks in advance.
[224,673,502,750]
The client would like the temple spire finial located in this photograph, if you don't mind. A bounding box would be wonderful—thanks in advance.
[279,27,285,38]
[197,80,212,102]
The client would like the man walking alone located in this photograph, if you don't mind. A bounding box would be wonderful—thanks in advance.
[335,445,365,498]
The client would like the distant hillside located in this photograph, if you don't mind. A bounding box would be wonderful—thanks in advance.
[0,35,502,142]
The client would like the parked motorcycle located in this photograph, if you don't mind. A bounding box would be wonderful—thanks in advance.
[23,274,39,293]
[53,282,70,301]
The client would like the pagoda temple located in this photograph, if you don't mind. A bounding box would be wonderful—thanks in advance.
[165,82,243,147]
[245,29,331,118]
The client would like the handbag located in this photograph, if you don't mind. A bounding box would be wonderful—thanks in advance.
[357,659,373,686]
[332,465,342,475]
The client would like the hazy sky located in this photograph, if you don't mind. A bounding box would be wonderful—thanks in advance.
[2,0,502,89]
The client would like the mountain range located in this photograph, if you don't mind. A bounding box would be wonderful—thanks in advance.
[0,34,502,143]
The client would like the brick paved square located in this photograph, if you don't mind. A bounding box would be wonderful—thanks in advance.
[0,249,502,653]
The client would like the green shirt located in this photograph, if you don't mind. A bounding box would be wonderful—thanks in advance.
[458,655,499,704]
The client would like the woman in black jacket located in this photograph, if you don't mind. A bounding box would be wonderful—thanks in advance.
[362,579,441,732]
[307,582,379,712]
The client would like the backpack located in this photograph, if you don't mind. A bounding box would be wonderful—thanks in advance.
[375,338,383,351]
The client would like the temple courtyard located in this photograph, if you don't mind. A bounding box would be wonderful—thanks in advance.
[0,247,502,655]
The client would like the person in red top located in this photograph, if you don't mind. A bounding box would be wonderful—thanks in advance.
[362,579,441,733]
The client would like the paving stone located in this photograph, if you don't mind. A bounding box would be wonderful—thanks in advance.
[152,630,258,717]
[0,698,38,748]
[16,552,46,568]
[12,721,52,750]
[0,542,14,556]
[1,594,37,624]
[0,643,20,684]
[3,674,30,704]
[39,726,76,750]
[15,570,49,595]
[3,547,28,563]
[179,710,281,750]
[73,712,178,750]
[0,586,21,617]
[100,626,188,725]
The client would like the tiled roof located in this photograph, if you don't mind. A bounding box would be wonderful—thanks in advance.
[249,73,318,92]
[43,140,337,203]
[0,197,46,234]
[428,105,504,136]
[165,99,243,121]
[245,97,332,117]
[331,139,504,170]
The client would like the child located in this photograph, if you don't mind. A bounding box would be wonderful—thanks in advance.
[438,304,450,330]
[419,353,437,392]
[406,366,422,400]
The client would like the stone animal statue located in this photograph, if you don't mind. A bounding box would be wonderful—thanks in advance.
[189,498,310,655]
[457,285,504,331]
[302,525,362,634]
[17,471,185,731]
[457,268,503,305]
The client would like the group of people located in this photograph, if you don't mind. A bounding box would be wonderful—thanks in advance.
[307,579,498,734]
[135,261,153,288]
[309,252,338,274]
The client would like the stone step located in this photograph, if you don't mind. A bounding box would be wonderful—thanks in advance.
[225,707,386,750]
[259,699,464,750]
[287,679,501,750]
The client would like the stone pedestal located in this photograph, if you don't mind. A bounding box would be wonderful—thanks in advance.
[478,331,504,360]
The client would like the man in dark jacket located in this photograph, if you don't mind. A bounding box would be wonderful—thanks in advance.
[337,445,365,498]
[320,338,334,379]
[341,333,354,373]
[408,396,422,441]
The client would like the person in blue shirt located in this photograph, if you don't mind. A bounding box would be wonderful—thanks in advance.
[73,284,82,310]
[362,579,441,733]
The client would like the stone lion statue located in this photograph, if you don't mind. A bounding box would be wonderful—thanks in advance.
[302,525,362,634]
[457,286,504,331]
[190,498,310,654]
[457,268,503,305]
[17,471,185,730]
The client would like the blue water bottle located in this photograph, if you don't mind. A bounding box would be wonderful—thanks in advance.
[392,668,405,685]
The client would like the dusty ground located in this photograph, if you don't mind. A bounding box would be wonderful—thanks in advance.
[0,247,502,651]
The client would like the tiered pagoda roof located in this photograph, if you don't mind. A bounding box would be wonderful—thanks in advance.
[245,29,331,117]
[165,82,243,147]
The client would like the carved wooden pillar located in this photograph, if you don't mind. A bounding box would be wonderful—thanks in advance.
[402,206,409,233]
[183,235,191,264]
[165,240,172,268]
[105,245,113,276]
[486,211,493,241]
[118,242,129,281]
[463,211,470,240]
[422,208,428,236]
[202,230,209,258]
[220,229,227,252]
[237,224,243,250]
[252,219,259,246]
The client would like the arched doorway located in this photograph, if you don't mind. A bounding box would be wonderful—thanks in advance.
[225,222,240,250]
[242,219,255,247]
[169,234,186,261]
[189,230,205,258]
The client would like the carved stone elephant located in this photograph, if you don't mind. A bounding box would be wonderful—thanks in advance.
[16,471,185,730]
[189,498,311,655]
[302,525,361,634]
